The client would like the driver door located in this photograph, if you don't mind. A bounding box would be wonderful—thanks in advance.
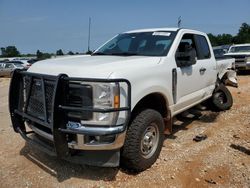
[173,33,216,112]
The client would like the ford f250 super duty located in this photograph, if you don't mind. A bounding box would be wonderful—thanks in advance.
[9,28,237,171]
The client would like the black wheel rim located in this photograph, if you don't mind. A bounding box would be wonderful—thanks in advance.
[217,92,227,104]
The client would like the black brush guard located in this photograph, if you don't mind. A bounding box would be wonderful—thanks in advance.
[9,70,131,160]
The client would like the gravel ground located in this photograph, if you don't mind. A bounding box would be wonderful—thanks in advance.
[0,75,249,188]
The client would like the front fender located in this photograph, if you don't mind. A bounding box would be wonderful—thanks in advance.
[132,86,173,110]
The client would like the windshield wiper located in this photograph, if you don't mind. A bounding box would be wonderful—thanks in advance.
[92,52,139,56]
[111,52,139,56]
[91,52,109,56]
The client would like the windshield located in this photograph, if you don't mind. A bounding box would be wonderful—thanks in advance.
[229,46,250,53]
[93,31,177,56]
[13,63,23,68]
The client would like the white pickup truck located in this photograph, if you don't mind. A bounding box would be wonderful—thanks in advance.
[9,28,237,171]
[225,43,250,70]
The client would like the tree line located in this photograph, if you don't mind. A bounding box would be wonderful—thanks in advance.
[0,47,82,60]
[1,23,250,59]
[207,23,250,46]
[36,49,80,60]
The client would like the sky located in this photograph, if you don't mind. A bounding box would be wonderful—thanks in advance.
[0,0,249,54]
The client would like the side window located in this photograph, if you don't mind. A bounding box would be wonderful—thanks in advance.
[195,35,211,59]
[175,34,197,67]
[177,34,198,53]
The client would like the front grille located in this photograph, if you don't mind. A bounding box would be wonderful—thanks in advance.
[45,80,55,122]
[235,59,245,63]
[19,76,93,126]
[23,77,56,124]
[231,55,246,63]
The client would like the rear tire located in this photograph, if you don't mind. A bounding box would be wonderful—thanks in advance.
[211,84,233,111]
[121,109,164,172]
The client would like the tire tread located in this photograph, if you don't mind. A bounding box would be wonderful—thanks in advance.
[121,109,164,172]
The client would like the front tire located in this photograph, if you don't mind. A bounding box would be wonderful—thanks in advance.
[121,109,164,172]
[211,84,233,111]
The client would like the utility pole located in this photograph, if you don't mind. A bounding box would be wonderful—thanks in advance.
[87,17,91,52]
[178,16,182,28]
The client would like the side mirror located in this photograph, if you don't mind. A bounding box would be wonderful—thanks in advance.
[176,50,197,67]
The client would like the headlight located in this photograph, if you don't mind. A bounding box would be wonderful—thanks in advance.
[81,82,120,126]
[245,56,250,62]
[93,83,119,108]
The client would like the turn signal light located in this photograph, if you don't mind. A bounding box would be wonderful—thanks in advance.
[114,95,120,108]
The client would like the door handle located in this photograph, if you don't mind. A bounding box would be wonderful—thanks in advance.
[199,67,206,73]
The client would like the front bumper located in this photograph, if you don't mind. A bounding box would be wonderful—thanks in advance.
[9,70,131,167]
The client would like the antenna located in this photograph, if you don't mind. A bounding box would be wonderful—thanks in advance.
[178,16,181,28]
[87,17,91,52]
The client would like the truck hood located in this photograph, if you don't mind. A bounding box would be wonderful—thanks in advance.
[225,52,250,56]
[28,55,161,78]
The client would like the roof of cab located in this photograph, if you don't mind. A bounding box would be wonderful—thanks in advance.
[124,28,206,36]
[124,28,180,33]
